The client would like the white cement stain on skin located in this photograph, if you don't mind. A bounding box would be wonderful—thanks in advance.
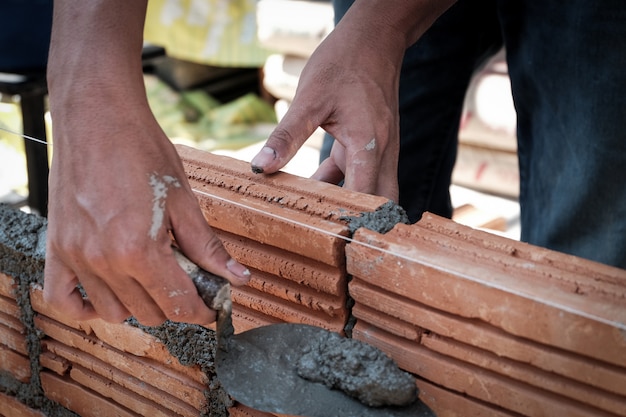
[365,138,376,151]
[149,173,181,240]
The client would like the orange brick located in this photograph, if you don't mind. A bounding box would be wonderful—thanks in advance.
[219,231,346,296]
[0,343,30,382]
[29,284,92,333]
[31,284,207,385]
[0,272,16,299]
[421,333,626,416]
[349,278,626,397]
[353,322,616,417]
[41,371,137,417]
[192,182,349,266]
[347,225,626,368]
[0,294,20,319]
[44,339,200,417]
[416,378,516,417]
[40,350,71,376]
[177,144,388,215]
[0,322,28,355]
[70,365,188,417]
[418,213,626,286]
[35,315,207,410]
[243,270,345,319]
[232,285,344,333]
[0,392,46,417]
[0,310,24,333]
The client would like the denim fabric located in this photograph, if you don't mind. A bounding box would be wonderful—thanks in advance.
[0,0,53,71]
[322,0,626,268]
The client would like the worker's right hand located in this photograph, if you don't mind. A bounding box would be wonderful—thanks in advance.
[43,0,250,327]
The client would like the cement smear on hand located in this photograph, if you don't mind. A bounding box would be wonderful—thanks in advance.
[340,200,410,235]
[296,331,417,407]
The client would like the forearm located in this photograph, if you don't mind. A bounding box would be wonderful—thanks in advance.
[47,0,150,130]
[338,0,457,58]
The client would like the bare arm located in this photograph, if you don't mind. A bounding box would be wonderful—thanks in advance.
[45,0,250,326]
[251,0,456,201]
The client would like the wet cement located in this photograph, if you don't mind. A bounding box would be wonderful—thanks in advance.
[0,204,78,417]
[128,318,232,417]
[340,200,410,235]
[297,330,417,407]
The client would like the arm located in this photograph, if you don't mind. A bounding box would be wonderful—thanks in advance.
[45,0,250,326]
[251,0,456,201]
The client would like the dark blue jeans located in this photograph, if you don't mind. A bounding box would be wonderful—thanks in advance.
[322,0,626,269]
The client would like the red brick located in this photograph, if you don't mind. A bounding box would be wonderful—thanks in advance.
[0,343,30,382]
[44,339,200,417]
[0,272,16,299]
[347,225,626,368]
[353,322,616,417]
[421,333,626,416]
[70,365,188,417]
[41,371,138,417]
[219,231,346,296]
[349,278,626,397]
[178,144,391,268]
[31,284,207,385]
[232,285,344,333]
[418,213,626,286]
[40,350,71,376]
[416,378,516,417]
[177,144,387,215]
[192,182,349,266]
[0,294,20,319]
[242,270,345,319]
[0,310,24,333]
[29,284,92,333]
[0,322,28,355]
[35,315,206,410]
[0,392,47,417]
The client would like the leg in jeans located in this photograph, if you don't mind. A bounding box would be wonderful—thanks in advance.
[322,0,502,222]
[499,0,626,268]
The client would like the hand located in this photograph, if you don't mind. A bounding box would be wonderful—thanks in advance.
[44,108,250,327]
[44,0,250,327]
[250,0,456,202]
[252,24,403,201]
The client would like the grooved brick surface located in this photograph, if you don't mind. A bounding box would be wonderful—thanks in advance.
[178,145,390,335]
[348,216,626,417]
[2,150,626,417]
[0,391,47,417]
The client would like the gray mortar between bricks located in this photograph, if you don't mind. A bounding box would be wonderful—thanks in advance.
[0,201,411,417]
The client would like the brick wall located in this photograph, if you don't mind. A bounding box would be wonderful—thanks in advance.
[1,145,625,417]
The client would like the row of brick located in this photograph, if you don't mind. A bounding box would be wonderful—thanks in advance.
[347,216,626,416]
[2,145,626,417]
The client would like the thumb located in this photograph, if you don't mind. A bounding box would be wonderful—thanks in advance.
[251,105,321,174]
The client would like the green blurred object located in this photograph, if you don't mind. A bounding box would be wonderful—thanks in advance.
[144,75,277,151]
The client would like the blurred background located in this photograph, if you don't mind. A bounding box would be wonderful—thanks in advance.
[0,0,520,238]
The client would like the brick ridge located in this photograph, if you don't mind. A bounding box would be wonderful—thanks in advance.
[177,144,390,216]
[353,322,616,417]
[349,278,626,397]
[347,228,626,367]
[396,221,626,303]
[419,212,626,286]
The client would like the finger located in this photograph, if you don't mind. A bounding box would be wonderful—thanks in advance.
[251,103,324,174]
[43,252,103,322]
[171,189,251,287]
[311,154,345,185]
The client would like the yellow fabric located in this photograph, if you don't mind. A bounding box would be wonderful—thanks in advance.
[144,0,271,67]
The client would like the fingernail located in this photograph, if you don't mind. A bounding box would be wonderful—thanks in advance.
[227,258,251,281]
[251,146,276,174]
